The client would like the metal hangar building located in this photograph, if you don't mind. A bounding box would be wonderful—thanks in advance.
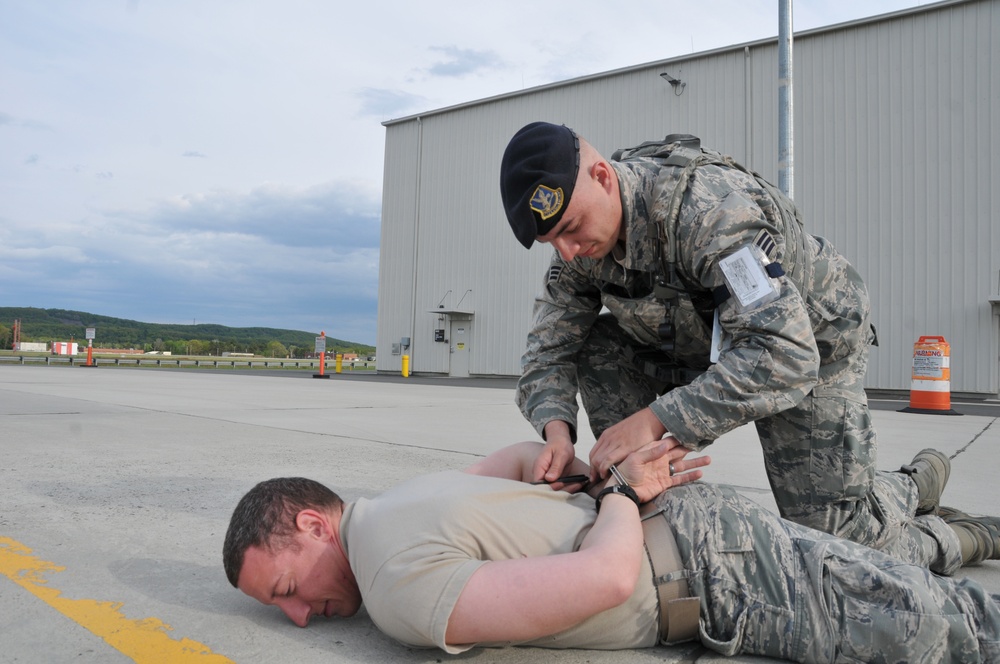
[375,0,999,397]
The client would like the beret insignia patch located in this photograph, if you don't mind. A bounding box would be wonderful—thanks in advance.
[529,184,564,220]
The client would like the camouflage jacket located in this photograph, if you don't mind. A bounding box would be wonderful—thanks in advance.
[517,150,872,449]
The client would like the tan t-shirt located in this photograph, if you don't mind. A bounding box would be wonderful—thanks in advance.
[340,470,659,654]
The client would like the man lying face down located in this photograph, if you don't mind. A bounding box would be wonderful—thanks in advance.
[223,440,1000,662]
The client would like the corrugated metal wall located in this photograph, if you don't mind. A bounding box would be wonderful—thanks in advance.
[792,0,999,393]
[377,0,999,394]
[378,109,546,376]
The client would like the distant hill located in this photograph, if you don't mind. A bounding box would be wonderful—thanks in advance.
[0,307,374,357]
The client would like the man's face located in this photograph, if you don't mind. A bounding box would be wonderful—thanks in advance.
[536,160,621,261]
[237,529,362,627]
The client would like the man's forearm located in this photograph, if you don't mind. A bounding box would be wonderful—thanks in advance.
[575,484,644,597]
[543,420,574,444]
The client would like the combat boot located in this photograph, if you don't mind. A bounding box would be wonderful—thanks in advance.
[899,448,950,515]
[949,519,999,565]
[936,505,969,522]
[937,506,1000,564]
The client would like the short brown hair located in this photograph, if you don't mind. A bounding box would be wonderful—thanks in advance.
[223,477,343,587]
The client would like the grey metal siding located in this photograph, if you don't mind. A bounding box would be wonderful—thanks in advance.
[376,121,420,372]
[792,0,999,392]
[378,0,999,395]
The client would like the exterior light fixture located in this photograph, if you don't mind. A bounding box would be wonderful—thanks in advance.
[659,71,686,95]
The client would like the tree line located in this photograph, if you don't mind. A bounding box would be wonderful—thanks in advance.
[0,307,374,359]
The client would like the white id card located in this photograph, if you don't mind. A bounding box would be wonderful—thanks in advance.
[718,245,780,313]
[710,309,731,363]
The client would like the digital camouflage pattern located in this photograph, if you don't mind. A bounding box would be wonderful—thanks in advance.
[516,143,963,573]
[650,483,1000,662]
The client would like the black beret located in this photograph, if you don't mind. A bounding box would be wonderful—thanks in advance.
[499,122,580,249]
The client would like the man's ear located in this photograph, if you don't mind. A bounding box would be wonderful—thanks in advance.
[294,509,328,540]
[592,159,615,193]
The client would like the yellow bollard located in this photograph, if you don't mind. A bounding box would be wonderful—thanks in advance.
[335,353,343,373]
[401,354,409,378]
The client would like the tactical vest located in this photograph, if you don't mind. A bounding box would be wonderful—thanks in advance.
[609,135,813,384]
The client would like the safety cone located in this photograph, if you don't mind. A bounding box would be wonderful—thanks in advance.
[899,336,961,415]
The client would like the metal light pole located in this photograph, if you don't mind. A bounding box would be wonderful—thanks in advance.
[778,0,794,199]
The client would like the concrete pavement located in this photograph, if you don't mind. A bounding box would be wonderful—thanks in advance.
[1,364,997,663]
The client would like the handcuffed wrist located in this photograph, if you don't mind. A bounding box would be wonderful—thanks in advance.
[595,464,641,511]
[595,483,641,511]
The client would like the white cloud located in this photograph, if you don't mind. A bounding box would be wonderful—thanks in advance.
[425,46,505,78]
[356,88,428,120]
[0,0,929,344]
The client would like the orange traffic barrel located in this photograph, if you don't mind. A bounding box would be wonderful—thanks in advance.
[899,336,961,415]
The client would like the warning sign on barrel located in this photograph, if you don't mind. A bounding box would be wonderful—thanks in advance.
[912,348,945,379]
[902,335,959,414]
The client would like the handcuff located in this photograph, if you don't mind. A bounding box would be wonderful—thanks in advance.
[594,464,641,512]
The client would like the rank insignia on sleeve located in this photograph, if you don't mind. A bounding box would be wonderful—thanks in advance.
[530,184,564,220]
[753,229,778,262]
[547,265,563,282]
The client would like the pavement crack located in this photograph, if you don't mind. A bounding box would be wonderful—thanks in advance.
[953,417,998,458]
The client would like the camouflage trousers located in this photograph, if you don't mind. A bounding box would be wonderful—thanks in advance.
[650,483,1000,662]
[576,315,963,575]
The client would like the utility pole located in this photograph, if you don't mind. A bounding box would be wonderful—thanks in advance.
[778,0,794,199]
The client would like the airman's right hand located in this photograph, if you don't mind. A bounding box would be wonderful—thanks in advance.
[532,421,576,484]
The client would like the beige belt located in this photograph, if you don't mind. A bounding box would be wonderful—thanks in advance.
[640,502,700,644]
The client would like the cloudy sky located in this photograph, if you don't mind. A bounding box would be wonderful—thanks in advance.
[1,1,927,344]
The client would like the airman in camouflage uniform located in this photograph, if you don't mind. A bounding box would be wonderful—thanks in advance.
[651,482,1000,662]
[499,121,974,576]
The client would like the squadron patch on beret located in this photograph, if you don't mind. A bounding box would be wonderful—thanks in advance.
[530,185,564,221]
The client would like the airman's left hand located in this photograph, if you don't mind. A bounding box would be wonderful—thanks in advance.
[589,408,667,482]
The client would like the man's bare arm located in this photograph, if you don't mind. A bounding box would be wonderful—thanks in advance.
[451,440,710,645]
[463,440,589,483]
[444,486,643,646]
[446,439,711,645]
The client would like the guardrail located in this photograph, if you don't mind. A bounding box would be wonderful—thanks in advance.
[0,355,375,371]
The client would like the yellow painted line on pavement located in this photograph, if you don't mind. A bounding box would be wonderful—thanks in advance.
[0,536,234,663]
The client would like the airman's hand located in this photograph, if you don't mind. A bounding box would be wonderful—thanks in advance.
[532,422,577,484]
[589,408,666,482]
